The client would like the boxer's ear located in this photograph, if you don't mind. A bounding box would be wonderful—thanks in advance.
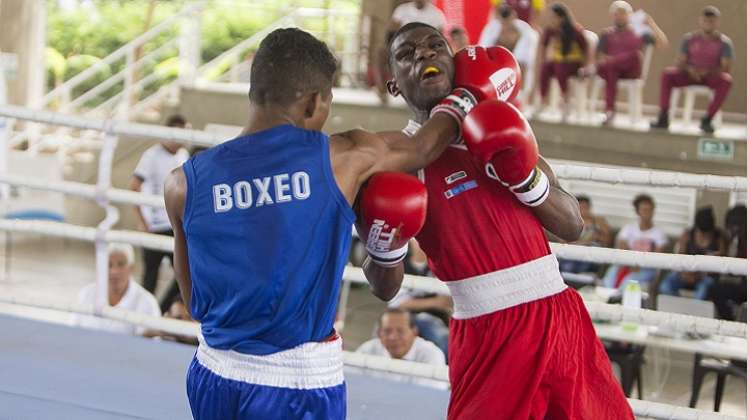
[386,79,400,97]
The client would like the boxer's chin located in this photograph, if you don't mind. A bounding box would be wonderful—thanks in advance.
[417,83,452,112]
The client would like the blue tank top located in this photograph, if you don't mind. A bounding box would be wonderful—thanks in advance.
[182,124,355,355]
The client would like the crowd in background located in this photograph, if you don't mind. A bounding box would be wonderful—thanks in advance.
[373,0,734,133]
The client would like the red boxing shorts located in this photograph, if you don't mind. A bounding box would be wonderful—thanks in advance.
[445,255,633,420]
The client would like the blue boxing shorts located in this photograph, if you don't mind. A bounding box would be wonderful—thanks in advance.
[187,335,346,420]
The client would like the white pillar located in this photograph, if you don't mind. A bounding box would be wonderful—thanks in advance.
[179,4,203,87]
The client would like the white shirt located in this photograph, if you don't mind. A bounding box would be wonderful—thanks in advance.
[356,336,446,365]
[617,222,668,252]
[72,279,161,335]
[392,2,446,29]
[133,144,189,232]
[478,18,538,67]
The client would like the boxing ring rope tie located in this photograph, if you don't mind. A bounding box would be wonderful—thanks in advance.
[3,218,747,341]
[0,296,742,420]
[2,104,747,192]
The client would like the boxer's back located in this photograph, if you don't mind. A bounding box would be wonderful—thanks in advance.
[404,123,550,281]
[182,124,355,355]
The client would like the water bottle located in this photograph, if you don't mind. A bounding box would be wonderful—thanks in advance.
[621,280,641,332]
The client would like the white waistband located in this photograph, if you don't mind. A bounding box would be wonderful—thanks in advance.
[196,337,344,390]
[446,254,567,319]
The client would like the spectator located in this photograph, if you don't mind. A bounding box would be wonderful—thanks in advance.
[650,6,733,134]
[602,194,668,289]
[72,243,161,335]
[448,27,470,52]
[129,115,189,312]
[536,3,591,121]
[478,5,539,98]
[386,240,451,356]
[708,205,747,319]
[659,207,726,300]
[158,143,207,317]
[594,1,668,126]
[356,308,446,365]
[491,0,545,28]
[144,297,199,345]
[390,0,446,32]
[558,195,611,274]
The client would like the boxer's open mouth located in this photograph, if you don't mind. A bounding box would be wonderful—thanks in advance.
[419,65,442,81]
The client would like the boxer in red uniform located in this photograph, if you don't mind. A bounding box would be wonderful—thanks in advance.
[362,22,635,419]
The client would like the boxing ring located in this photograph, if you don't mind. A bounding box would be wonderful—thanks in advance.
[1,104,747,419]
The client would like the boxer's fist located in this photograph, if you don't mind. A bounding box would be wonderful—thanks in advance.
[454,46,521,102]
[430,46,521,127]
[356,172,427,267]
[463,100,550,207]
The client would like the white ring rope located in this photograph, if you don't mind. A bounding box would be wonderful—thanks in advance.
[3,219,747,341]
[0,173,162,208]
[585,301,747,340]
[0,105,216,147]
[551,243,747,277]
[553,164,747,192]
[2,104,747,192]
[0,297,741,420]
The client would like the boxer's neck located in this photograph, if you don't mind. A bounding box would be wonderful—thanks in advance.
[242,103,303,136]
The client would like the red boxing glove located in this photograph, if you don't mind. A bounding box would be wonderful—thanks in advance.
[356,172,428,267]
[463,100,550,207]
[453,46,522,103]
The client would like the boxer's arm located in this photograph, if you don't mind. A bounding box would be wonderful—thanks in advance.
[164,167,193,309]
[531,157,584,242]
[329,113,458,205]
[362,257,405,301]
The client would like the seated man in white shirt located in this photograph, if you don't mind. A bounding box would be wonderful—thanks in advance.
[357,308,445,366]
[72,243,161,336]
[390,0,446,32]
[478,5,539,100]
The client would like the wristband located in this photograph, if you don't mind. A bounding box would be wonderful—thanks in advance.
[430,88,477,126]
[367,242,409,267]
[509,167,550,207]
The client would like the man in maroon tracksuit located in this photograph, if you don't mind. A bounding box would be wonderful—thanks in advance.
[595,1,667,125]
[650,6,734,133]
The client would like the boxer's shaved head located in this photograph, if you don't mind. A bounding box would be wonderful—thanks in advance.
[249,28,338,106]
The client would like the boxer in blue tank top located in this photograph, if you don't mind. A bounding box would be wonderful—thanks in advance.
[164,28,463,420]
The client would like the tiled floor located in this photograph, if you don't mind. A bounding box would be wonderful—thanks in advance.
[0,235,745,418]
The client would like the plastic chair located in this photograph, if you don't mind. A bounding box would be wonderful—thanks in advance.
[670,86,723,128]
[689,302,747,415]
[589,45,654,125]
[536,30,598,120]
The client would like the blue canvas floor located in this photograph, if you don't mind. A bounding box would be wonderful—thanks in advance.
[0,314,448,420]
